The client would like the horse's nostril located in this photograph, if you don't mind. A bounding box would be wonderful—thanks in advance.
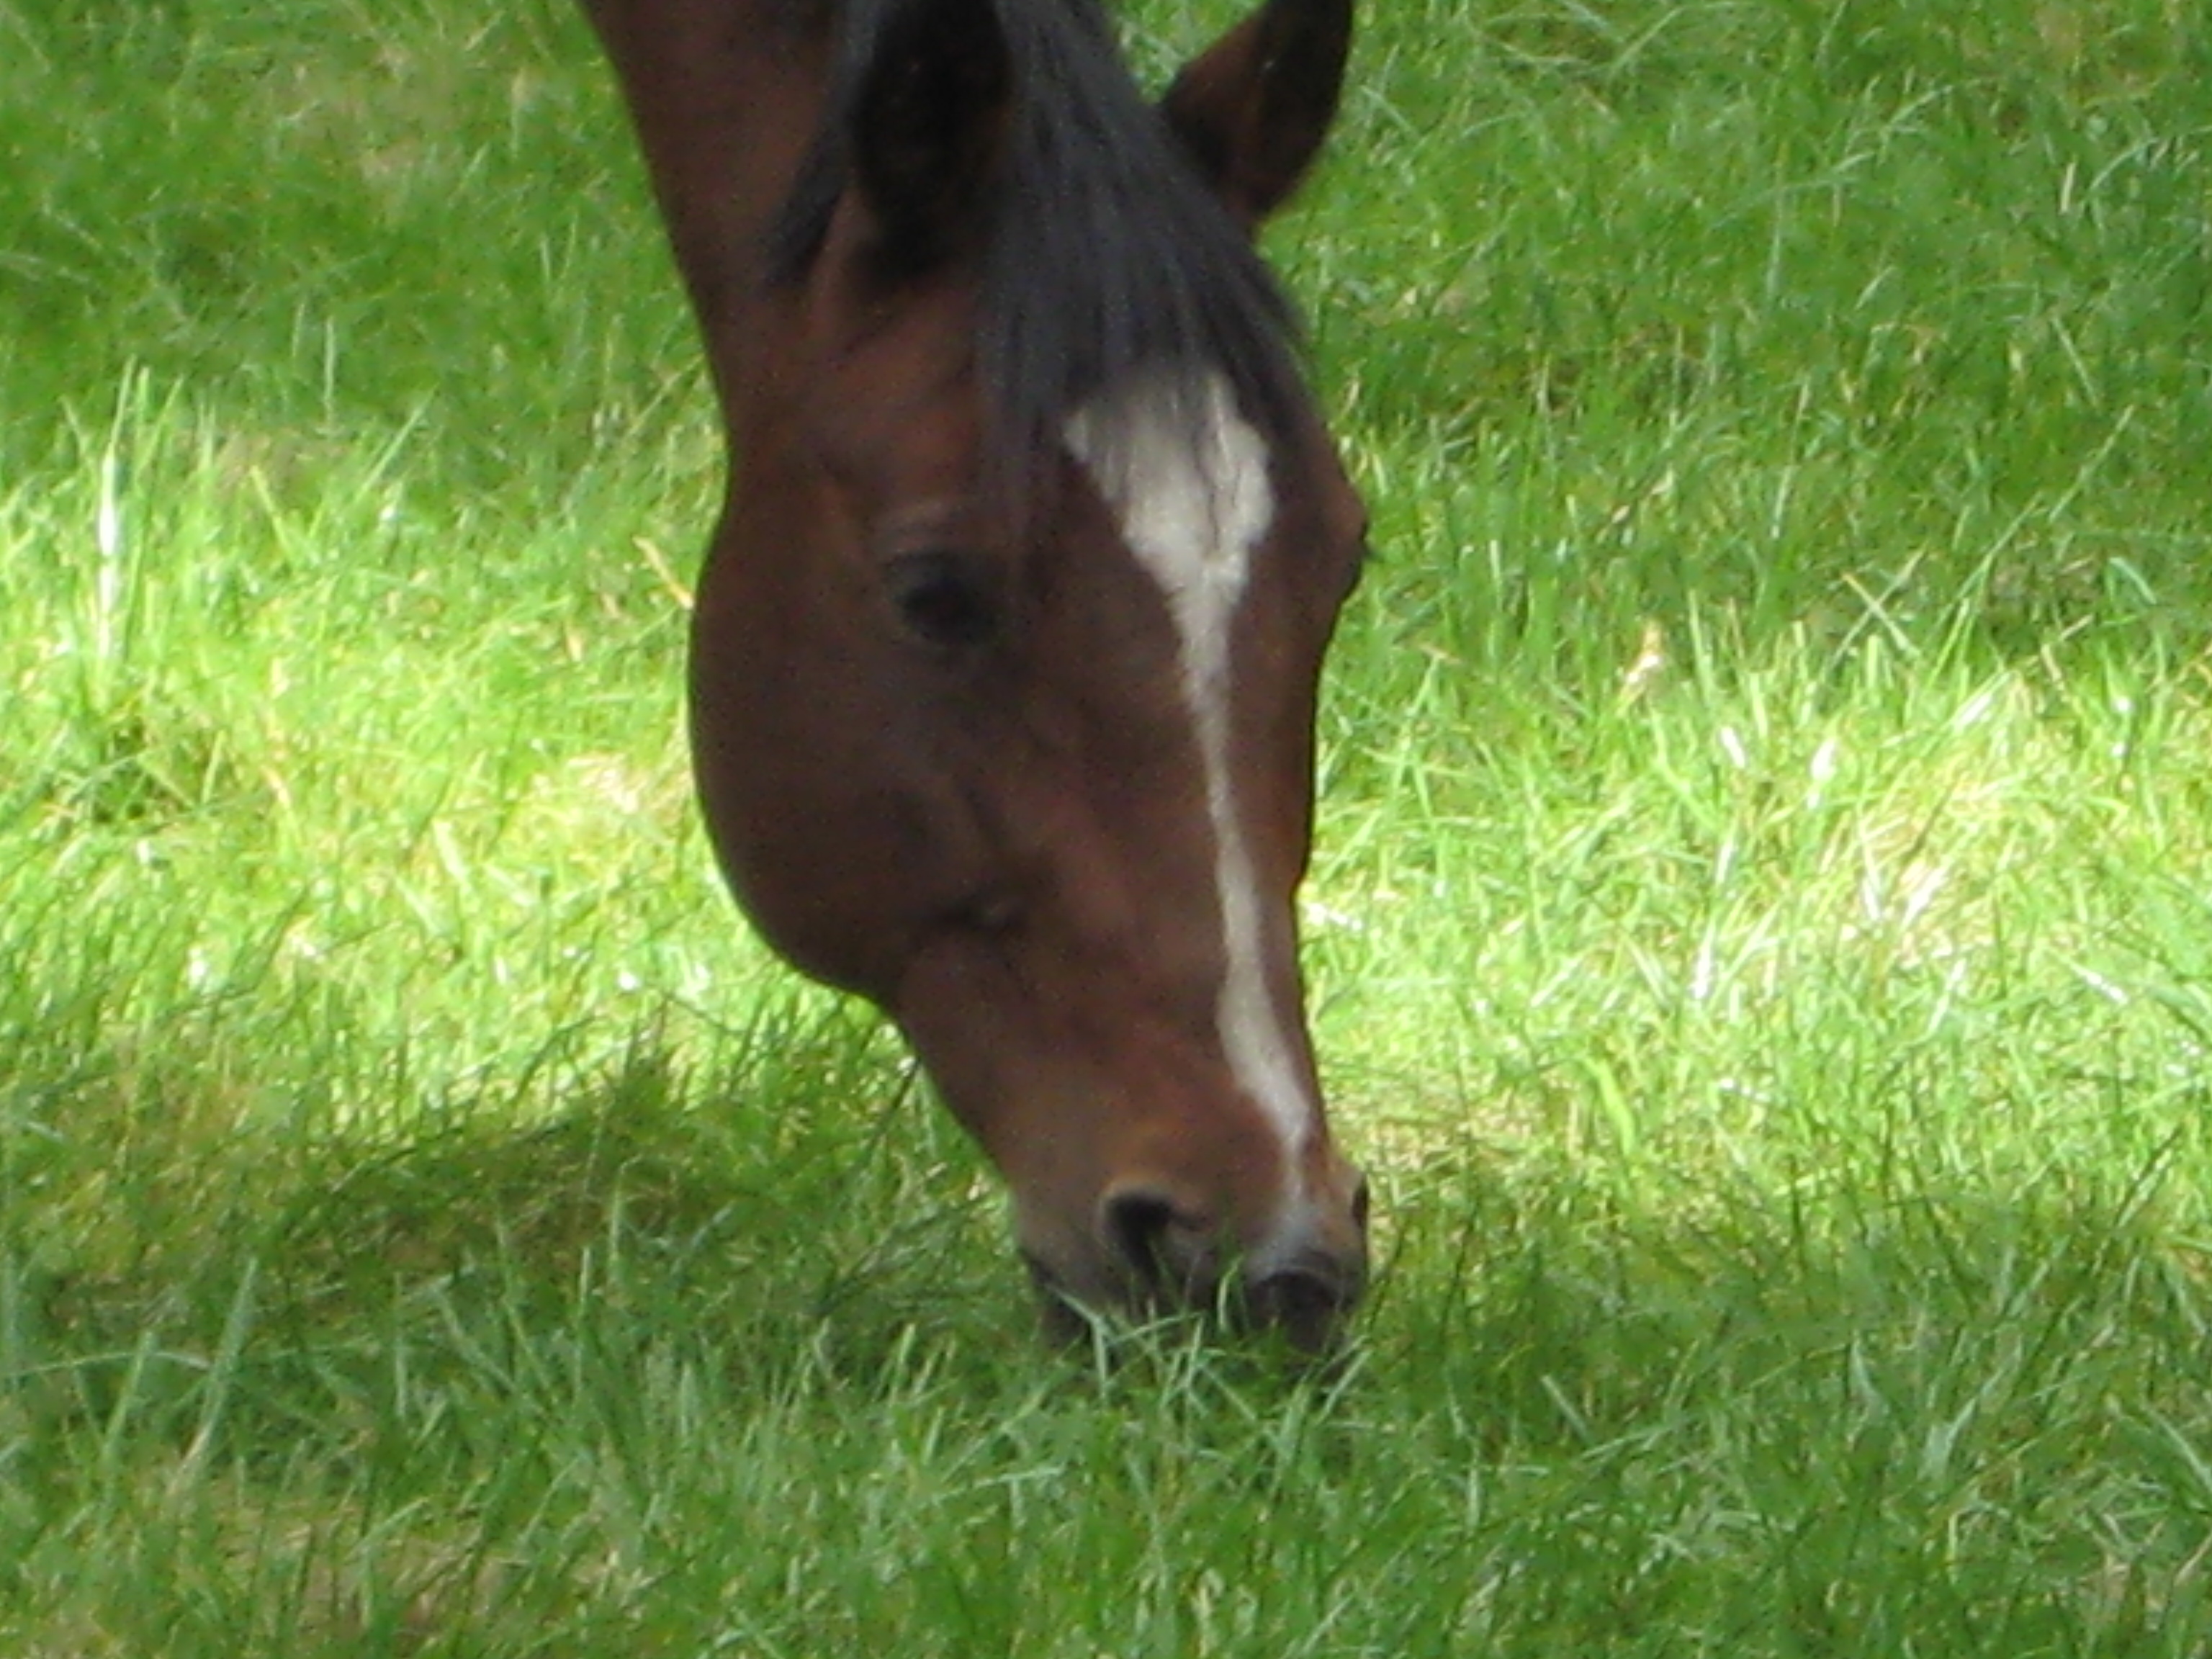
[1093,1186,1364,1347]
[1100,1186,1209,1291]
[1246,1259,1359,1354]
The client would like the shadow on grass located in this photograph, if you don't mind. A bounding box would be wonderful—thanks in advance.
[8,1053,2211,1655]
[1372,1136,2211,1473]
[11,1022,2209,1468]
[4,1022,1027,1450]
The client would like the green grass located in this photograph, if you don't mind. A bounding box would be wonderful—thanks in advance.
[6,0,2212,1651]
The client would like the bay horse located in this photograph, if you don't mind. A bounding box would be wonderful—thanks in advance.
[577,0,1370,1349]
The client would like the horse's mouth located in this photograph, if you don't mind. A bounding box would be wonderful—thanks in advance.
[1021,1254,1092,1346]
[1018,1247,1356,1356]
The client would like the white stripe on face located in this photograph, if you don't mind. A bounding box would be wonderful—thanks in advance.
[1064,371,1317,1189]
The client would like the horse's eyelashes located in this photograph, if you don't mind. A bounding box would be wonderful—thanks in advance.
[886,549,1001,654]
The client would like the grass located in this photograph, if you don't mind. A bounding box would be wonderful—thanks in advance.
[4,0,2211,1651]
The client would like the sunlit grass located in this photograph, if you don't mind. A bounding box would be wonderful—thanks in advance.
[5,0,2212,1652]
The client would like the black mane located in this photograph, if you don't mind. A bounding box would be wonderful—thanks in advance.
[768,0,1306,481]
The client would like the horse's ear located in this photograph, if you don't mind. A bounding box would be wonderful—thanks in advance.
[850,0,1015,276]
[1160,0,1352,230]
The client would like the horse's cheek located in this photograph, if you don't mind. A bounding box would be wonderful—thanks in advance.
[686,571,974,999]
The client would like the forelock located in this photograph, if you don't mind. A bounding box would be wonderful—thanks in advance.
[768,0,1308,499]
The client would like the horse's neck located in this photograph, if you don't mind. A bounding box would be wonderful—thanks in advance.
[580,0,835,377]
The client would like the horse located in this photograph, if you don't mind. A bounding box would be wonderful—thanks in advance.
[577,0,1371,1349]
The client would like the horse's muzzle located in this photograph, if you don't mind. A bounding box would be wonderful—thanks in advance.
[1025,1179,1367,1354]
[1244,1249,1366,1355]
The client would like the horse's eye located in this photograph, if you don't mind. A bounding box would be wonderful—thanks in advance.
[887,550,999,653]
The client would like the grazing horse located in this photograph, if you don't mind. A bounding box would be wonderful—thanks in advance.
[578,0,1370,1348]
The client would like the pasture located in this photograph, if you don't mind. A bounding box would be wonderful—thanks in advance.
[4,0,2211,1650]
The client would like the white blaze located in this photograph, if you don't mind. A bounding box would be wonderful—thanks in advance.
[1064,371,1316,1182]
